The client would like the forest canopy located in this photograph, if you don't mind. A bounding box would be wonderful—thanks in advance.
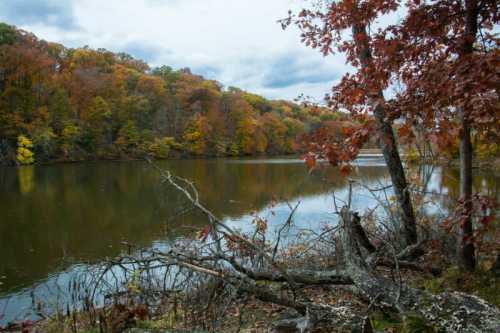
[0,23,345,165]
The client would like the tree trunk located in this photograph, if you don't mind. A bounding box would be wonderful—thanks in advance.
[459,112,475,271]
[457,0,479,271]
[373,102,417,245]
[352,24,418,246]
[338,208,500,332]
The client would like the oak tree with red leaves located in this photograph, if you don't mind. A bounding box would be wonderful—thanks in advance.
[282,0,418,246]
[377,0,499,271]
[284,0,498,270]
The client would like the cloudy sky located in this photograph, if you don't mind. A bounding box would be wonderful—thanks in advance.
[0,0,352,101]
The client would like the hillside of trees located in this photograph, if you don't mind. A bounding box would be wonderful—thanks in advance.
[0,23,346,165]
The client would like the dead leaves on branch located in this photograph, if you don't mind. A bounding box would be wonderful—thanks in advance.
[301,120,374,176]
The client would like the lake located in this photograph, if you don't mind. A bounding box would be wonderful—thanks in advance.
[0,157,498,324]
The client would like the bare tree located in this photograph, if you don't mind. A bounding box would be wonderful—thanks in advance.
[109,164,497,332]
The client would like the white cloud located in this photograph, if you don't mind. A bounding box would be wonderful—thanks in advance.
[0,0,352,100]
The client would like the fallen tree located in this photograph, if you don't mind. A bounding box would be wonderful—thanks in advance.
[32,164,496,332]
[117,164,497,332]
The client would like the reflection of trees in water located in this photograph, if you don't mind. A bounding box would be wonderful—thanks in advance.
[437,167,499,212]
[0,160,496,294]
[161,159,390,218]
[17,166,35,194]
[399,165,499,223]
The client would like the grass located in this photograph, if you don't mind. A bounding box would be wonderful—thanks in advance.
[416,266,500,307]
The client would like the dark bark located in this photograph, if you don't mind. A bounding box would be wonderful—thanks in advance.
[459,111,475,271]
[373,102,417,246]
[352,24,418,246]
[352,212,377,254]
[490,254,500,277]
[458,0,479,272]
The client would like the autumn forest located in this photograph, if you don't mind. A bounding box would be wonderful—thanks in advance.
[0,23,355,166]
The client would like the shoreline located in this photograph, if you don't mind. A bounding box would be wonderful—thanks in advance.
[2,153,498,171]
[0,150,386,168]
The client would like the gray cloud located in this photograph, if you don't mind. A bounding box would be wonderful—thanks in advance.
[262,54,341,89]
[123,41,166,64]
[0,0,352,101]
[192,65,221,80]
[0,0,78,30]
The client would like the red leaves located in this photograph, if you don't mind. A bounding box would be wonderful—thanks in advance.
[397,124,412,140]
[341,126,355,136]
[301,120,374,176]
[196,224,212,242]
[291,0,498,162]
[443,194,498,249]
[389,4,499,140]
[303,153,317,170]
[339,164,352,176]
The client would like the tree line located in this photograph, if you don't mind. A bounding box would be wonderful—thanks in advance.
[0,23,345,165]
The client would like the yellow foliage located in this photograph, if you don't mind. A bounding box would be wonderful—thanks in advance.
[236,116,258,154]
[137,75,166,97]
[184,130,201,141]
[405,147,420,164]
[62,124,80,141]
[183,114,210,155]
[149,137,177,159]
[18,135,33,148]
[476,142,498,159]
[16,135,35,165]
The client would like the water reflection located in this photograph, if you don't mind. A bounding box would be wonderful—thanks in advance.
[0,158,497,324]
[17,166,35,195]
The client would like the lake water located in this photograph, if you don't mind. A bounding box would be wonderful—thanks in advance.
[0,157,498,324]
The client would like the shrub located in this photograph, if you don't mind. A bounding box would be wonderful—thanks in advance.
[16,135,35,165]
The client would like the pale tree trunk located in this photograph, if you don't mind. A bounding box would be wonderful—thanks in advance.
[338,208,500,333]
[352,24,418,246]
[458,0,478,271]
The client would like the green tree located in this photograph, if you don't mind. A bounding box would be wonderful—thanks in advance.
[33,126,57,160]
[0,23,16,45]
[81,96,112,152]
[48,88,72,134]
